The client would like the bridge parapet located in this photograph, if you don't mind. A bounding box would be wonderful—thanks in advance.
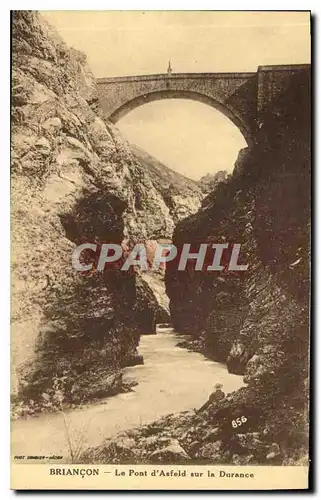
[97,72,256,84]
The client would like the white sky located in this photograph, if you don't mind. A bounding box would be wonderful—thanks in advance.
[41,11,310,179]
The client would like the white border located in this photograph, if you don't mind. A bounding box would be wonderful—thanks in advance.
[1,3,317,498]
[1,1,318,10]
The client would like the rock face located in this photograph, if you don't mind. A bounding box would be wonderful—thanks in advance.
[199,170,228,194]
[11,11,201,412]
[128,145,204,322]
[166,69,310,376]
[163,67,310,463]
[130,145,203,225]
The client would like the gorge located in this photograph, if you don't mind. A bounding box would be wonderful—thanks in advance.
[11,11,310,467]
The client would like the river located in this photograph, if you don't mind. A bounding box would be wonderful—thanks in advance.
[11,327,245,461]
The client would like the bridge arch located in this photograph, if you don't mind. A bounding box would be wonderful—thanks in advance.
[107,89,253,145]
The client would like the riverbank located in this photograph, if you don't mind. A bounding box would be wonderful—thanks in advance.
[11,327,244,462]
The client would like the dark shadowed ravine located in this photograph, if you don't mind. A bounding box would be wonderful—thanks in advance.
[12,327,245,461]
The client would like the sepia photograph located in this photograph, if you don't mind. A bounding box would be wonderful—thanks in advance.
[10,10,311,490]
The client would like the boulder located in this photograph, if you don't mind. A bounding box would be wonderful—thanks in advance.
[232,453,255,465]
[114,436,136,452]
[123,354,144,367]
[266,443,281,462]
[203,427,221,442]
[149,440,191,463]
[235,433,268,453]
[226,342,252,374]
[198,441,223,459]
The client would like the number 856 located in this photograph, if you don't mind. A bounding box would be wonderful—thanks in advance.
[231,416,247,428]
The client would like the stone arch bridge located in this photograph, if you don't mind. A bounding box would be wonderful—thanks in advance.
[97,65,310,145]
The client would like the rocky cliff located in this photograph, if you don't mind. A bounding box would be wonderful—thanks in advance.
[199,170,228,194]
[163,68,311,463]
[167,70,310,377]
[11,11,201,414]
[85,68,310,465]
[130,145,203,223]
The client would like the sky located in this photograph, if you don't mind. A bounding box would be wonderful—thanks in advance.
[41,11,310,179]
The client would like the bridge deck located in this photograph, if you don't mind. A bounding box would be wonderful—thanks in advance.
[97,65,310,84]
[97,72,256,84]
